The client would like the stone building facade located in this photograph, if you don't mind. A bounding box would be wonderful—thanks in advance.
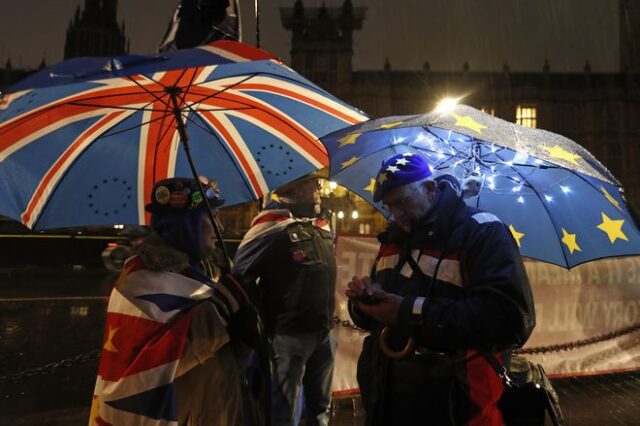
[281,0,640,216]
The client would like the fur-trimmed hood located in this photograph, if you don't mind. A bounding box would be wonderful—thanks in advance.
[135,233,191,273]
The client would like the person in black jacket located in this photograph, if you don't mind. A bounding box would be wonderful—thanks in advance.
[346,153,535,426]
[233,173,337,426]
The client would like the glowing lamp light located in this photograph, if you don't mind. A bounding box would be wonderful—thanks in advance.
[337,211,345,219]
[435,97,460,113]
[351,210,359,219]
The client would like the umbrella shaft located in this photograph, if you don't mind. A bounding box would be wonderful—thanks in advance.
[168,92,232,274]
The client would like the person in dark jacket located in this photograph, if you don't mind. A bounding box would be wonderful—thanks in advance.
[233,173,337,426]
[346,153,536,426]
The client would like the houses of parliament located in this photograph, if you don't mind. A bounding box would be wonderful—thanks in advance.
[1,0,639,235]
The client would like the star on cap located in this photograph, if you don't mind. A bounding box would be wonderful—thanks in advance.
[542,145,581,165]
[561,228,581,254]
[377,172,388,185]
[338,133,361,148]
[386,165,400,173]
[509,224,525,248]
[341,156,359,169]
[452,113,487,134]
[597,213,628,243]
[364,178,376,195]
[395,158,409,166]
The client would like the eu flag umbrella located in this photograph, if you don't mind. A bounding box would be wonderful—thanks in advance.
[321,104,640,268]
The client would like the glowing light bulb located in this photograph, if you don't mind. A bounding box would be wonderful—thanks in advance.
[434,97,460,113]
[351,210,359,219]
[337,211,345,219]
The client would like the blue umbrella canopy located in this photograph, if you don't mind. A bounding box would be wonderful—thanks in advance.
[0,41,368,230]
[321,104,640,269]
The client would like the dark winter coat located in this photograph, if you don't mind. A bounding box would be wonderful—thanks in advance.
[350,180,535,426]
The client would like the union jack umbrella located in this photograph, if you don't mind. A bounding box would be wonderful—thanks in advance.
[0,40,368,230]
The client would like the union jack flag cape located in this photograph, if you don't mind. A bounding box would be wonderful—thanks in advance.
[89,255,216,426]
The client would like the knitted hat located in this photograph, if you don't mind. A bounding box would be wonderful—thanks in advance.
[372,153,433,202]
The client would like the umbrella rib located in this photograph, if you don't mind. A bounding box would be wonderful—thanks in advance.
[181,74,257,108]
[125,75,174,111]
[180,112,259,199]
[492,149,571,267]
[98,111,174,139]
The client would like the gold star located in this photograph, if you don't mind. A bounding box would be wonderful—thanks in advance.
[103,326,119,353]
[509,224,525,248]
[341,156,359,169]
[600,185,622,211]
[542,145,581,165]
[364,178,376,195]
[386,165,399,173]
[378,121,403,129]
[597,213,628,243]
[561,228,581,254]
[452,113,487,133]
[338,133,361,148]
[395,158,409,166]
[377,172,388,185]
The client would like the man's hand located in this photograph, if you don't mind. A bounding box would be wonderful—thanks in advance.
[346,276,403,325]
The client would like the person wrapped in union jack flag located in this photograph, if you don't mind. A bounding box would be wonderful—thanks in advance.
[233,171,337,426]
[90,176,266,426]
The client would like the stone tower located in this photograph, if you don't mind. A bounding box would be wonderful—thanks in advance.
[620,0,640,72]
[64,0,128,59]
[280,0,366,100]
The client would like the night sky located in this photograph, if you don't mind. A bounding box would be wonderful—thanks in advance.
[0,0,619,73]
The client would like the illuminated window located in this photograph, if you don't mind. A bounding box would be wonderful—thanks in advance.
[516,105,537,128]
[481,106,495,116]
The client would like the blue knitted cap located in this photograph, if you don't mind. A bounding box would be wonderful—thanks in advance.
[372,153,433,202]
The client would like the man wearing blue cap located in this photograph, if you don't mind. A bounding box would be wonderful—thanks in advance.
[346,153,535,426]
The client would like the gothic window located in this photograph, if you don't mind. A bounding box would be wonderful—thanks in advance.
[516,104,537,128]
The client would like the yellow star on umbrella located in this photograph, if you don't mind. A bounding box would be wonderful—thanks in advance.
[103,326,119,353]
[597,213,628,243]
[452,113,487,134]
[561,228,581,254]
[600,185,622,211]
[341,156,359,169]
[338,133,361,148]
[377,172,388,185]
[364,178,376,195]
[377,121,403,129]
[509,224,525,248]
[542,145,581,165]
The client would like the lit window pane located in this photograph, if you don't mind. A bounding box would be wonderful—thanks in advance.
[516,105,537,128]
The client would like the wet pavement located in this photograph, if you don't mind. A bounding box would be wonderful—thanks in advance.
[1,266,640,425]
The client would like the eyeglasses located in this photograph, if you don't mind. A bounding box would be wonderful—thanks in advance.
[382,186,421,210]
